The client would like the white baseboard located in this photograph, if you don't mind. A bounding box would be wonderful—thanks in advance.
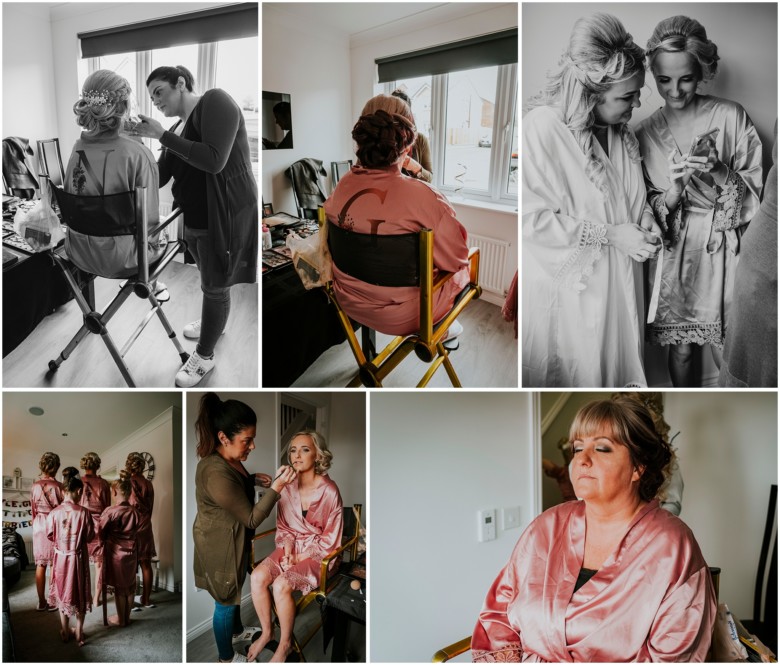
[186,592,254,643]
[480,290,504,307]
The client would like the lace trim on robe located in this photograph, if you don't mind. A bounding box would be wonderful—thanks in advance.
[258,557,315,594]
[35,556,53,566]
[472,644,523,662]
[650,191,684,246]
[48,596,93,618]
[555,220,608,292]
[712,168,746,232]
[647,321,724,349]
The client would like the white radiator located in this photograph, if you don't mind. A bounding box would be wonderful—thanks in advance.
[24,538,34,564]
[467,233,511,295]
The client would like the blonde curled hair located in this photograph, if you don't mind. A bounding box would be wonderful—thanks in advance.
[125,452,145,476]
[80,452,101,472]
[286,430,333,475]
[39,452,60,476]
[646,16,719,82]
[73,69,131,137]
[528,13,645,196]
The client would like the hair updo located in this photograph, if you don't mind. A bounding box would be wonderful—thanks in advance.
[62,466,80,484]
[112,469,132,498]
[352,94,416,168]
[646,16,719,82]
[62,474,83,495]
[39,452,60,476]
[73,69,131,137]
[80,452,101,472]
[145,65,196,92]
[125,452,146,476]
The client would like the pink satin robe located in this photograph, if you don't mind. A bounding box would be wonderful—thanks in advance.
[260,474,343,593]
[100,502,140,595]
[473,500,716,662]
[30,478,63,565]
[79,474,110,562]
[47,501,94,616]
[323,164,470,336]
[129,475,156,560]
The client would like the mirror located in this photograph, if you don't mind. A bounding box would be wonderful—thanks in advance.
[262,91,293,150]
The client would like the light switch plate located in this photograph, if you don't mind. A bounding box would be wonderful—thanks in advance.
[502,506,522,530]
[478,508,497,542]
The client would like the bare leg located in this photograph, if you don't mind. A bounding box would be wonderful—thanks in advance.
[36,565,48,607]
[59,611,69,642]
[75,613,86,645]
[269,577,296,662]
[669,343,696,387]
[124,591,133,625]
[94,561,103,605]
[710,344,723,370]
[140,560,153,606]
[247,566,275,661]
[110,592,125,626]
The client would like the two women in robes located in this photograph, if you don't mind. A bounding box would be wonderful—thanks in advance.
[522,13,661,387]
[31,452,62,611]
[473,398,716,661]
[636,16,763,386]
[47,475,94,646]
[100,470,140,627]
[248,431,343,663]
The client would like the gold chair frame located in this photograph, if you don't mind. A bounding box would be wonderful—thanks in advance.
[321,209,482,388]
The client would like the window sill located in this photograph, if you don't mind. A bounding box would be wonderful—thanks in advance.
[445,195,518,216]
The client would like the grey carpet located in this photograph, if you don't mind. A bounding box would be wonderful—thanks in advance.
[6,567,182,662]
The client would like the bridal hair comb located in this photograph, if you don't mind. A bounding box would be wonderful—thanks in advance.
[81,89,129,107]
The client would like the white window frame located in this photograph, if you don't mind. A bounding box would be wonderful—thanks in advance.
[386,62,517,205]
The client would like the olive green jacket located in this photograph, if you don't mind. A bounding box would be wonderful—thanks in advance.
[193,454,280,604]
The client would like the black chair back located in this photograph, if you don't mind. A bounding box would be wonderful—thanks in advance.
[50,186,137,237]
[328,221,420,287]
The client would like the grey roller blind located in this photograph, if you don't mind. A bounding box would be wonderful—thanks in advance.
[376,28,517,83]
[78,3,258,58]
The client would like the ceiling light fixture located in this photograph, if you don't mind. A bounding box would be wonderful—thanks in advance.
[28,407,44,416]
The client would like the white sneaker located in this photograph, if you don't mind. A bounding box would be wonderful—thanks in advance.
[222,654,247,663]
[442,319,463,351]
[183,319,202,339]
[175,351,215,387]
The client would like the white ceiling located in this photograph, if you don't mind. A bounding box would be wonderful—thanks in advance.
[3,392,181,456]
[264,2,511,47]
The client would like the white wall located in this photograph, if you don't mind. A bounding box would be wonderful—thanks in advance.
[370,392,538,662]
[540,391,777,621]
[2,4,60,157]
[100,407,182,591]
[185,391,367,639]
[262,4,354,213]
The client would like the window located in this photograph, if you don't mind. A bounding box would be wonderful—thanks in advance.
[82,36,259,184]
[387,63,517,204]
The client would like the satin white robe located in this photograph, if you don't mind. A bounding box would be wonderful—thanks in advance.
[523,106,654,387]
[472,500,716,662]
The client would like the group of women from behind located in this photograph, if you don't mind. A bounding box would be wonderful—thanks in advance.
[523,12,768,388]
[30,450,155,644]
[192,393,343,663]
[64,65,257,388]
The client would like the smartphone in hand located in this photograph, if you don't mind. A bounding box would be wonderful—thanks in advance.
[687,128,720,160]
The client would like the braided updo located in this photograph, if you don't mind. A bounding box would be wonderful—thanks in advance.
[125,452,145,476]
[352,94,417,168]
[73,69,131,137]
[80,452,101,472]
[39,452,60,476]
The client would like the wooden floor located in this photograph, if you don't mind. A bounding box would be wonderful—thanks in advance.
[292,299,518,388]
[3,262,258,388]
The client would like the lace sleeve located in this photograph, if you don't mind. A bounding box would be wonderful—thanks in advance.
[472,644,523,662]
[650,191,683,246]
[555,220,608,292]
[712,168,746,232]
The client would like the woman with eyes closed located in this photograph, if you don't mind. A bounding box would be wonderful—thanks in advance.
[248,431,343,663]
[193,393,297,663]
[523,13,661,388]
[636,16,763,387]
[473,398,716,662]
